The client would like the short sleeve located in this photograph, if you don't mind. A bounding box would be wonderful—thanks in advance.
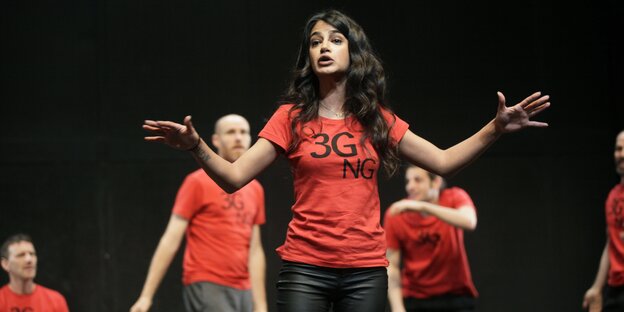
[258,104,295,151]
[450,187,476,211]
[172,174,204,220]
[56,293,69,312]
[383,209,401,250]
[381,109,409,144]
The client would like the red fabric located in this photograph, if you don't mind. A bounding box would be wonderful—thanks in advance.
[259,104,409,268]
[384,187,478,298]
[606,183,624,286]
[0,284,69,312]
[173,169,265,289]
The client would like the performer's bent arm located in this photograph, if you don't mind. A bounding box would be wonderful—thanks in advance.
[399,92,550,178]
[583,238,609,312]
[143,117,278,193]
[387,248,406,312]
[249,225,268,312]
[389,201,477,231]
[130,215,188,312]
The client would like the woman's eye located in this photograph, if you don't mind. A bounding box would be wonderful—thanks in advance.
[310,40,320,47]
[332,38,342,44]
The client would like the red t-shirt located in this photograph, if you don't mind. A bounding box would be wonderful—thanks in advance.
[259,104,409,268]
[0,284,69,312]
[173,169,265,289]
[384,187,478,298]
[606,183,624,286]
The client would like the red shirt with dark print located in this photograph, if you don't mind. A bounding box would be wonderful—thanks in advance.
[0,284,69,312]
[259,104,409,268]
[173,169,265,289]
[606,183,624,286]
[384,187,478,299]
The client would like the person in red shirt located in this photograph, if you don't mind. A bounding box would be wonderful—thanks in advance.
[0,233,69,312]
[384,166,478,312]
[583,130,624,312]
[141,9,550,312]
[130,114,267,312]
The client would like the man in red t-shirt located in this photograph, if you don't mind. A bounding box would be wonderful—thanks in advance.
[583,130,624,312]
[0,233,69,312]
[130,114,267,312]
[384,166,478,312]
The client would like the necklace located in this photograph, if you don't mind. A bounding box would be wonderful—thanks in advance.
[319,103,346,118]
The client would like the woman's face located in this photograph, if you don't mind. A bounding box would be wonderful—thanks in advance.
[308,20,350,79]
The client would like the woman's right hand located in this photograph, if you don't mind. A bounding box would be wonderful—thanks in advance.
[143,115,201,151]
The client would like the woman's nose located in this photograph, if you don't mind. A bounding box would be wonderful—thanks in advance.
[320,40,330,52]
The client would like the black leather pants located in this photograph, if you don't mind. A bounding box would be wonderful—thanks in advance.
[276,261,388,312]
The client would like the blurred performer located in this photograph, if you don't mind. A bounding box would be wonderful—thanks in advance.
[583,130,624,312]
[0,233,70,312]
[384,166,478,312]
[131,114,267,312]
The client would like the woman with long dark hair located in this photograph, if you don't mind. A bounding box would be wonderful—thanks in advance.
[143,10,549,312]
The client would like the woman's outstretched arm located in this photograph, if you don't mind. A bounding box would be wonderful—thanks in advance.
[144,115,279,193]
[399,91,550,177]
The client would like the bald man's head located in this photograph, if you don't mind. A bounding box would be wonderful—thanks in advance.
[212,114,251,163]
[214,115,249,134]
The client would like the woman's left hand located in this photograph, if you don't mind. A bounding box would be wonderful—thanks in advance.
[494,91,550,133]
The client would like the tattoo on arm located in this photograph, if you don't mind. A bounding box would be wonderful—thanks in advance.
[194,147,211,162]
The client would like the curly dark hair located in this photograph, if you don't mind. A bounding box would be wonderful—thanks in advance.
[280,9,401,176]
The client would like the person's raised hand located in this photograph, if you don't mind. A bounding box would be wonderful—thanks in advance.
[143,115,201,151]
[494,91,550,133]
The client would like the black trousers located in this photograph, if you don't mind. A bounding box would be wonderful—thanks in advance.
[276,261,388,312]
[404,294,476,312]
[604,285,624,312]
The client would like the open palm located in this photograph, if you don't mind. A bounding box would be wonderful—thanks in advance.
[143,115,201,150]
[495,91,550,133]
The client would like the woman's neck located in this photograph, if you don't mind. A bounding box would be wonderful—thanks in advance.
[318,76,347,116]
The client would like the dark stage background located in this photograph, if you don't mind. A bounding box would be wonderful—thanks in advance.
[1,0,622,311]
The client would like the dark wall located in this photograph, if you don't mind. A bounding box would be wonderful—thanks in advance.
[1,0,622,311]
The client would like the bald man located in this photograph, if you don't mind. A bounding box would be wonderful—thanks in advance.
[583,130,624,312]
[131,115,267,312]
